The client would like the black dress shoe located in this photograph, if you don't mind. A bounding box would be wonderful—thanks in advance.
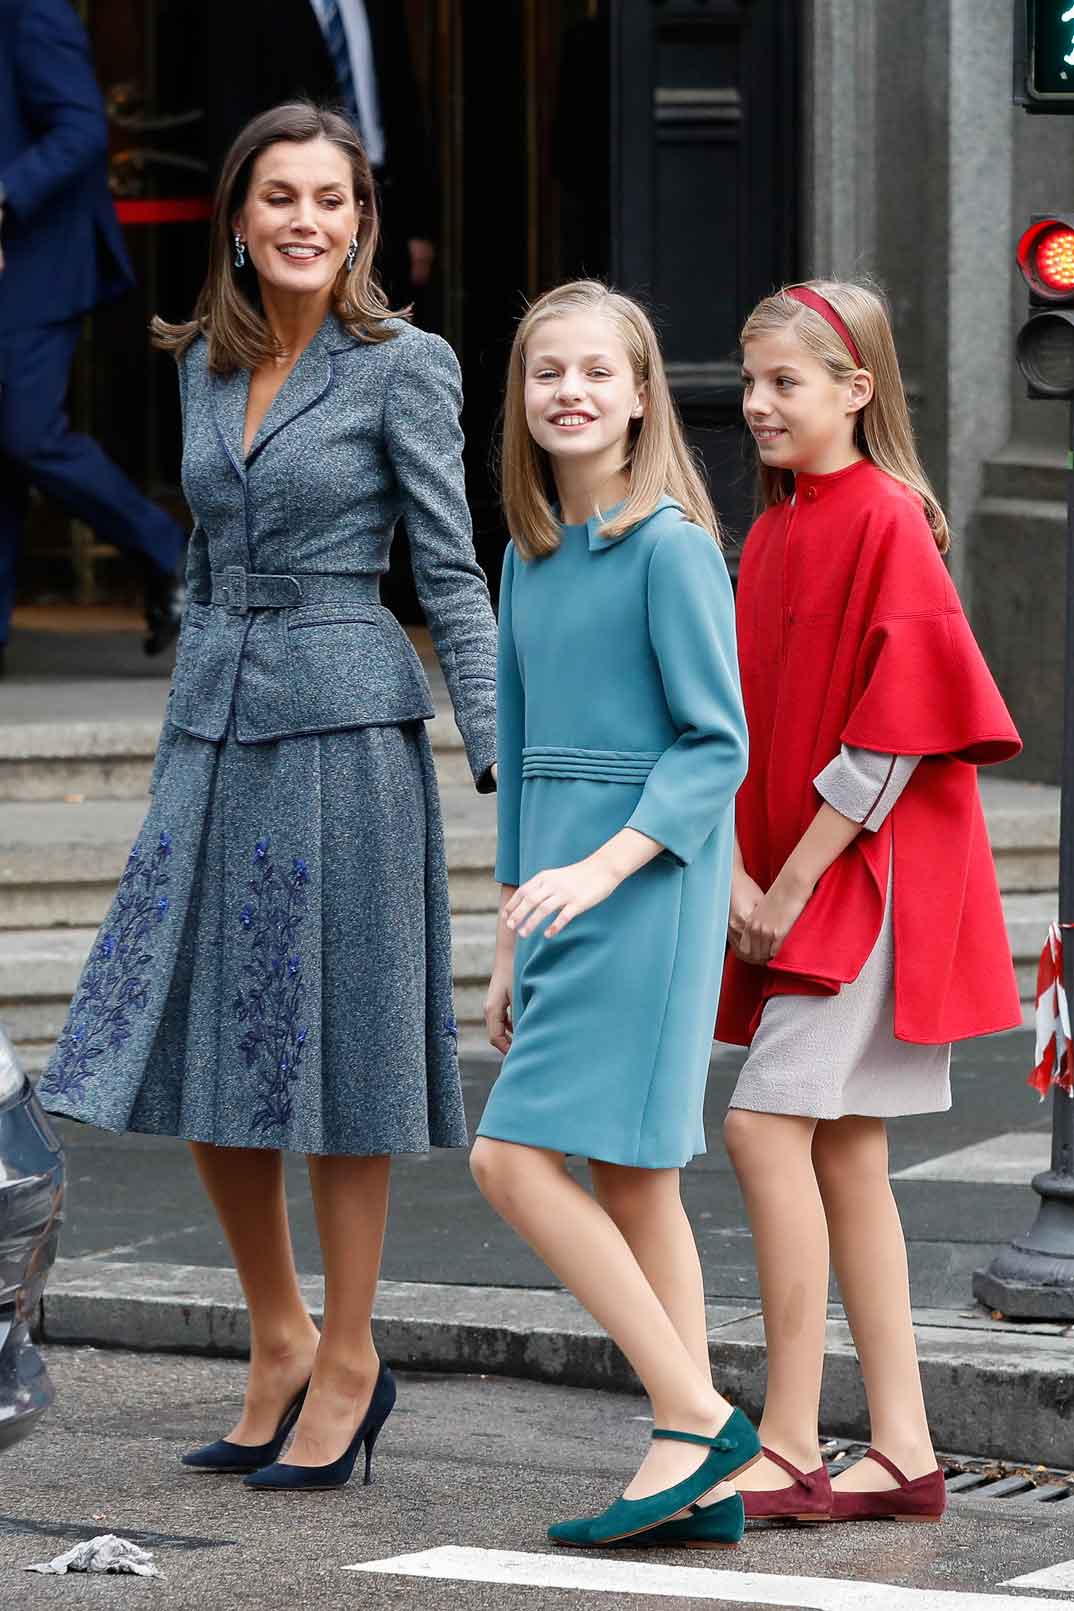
[143,561,184,657]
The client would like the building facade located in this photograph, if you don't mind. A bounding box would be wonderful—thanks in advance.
[32,1,1071,779]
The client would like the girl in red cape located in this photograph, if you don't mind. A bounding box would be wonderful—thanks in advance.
[719,280,1022,1526]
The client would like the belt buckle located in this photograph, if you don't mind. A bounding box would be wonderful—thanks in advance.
[222,564,248,615]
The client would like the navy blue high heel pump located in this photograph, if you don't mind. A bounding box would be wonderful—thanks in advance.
[243,1360,396,1492]
[181,1382,309,1474]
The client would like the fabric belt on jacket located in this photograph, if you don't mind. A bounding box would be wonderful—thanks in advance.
[195,568,382,614]
[521,745,661,783]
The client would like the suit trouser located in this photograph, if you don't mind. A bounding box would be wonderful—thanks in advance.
[0,317,184,642]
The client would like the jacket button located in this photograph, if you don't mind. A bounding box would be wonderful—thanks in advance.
[804,485,818,502]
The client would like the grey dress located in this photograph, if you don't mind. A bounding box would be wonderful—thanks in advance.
[729,746,953,1120]
[39,315,497,1155]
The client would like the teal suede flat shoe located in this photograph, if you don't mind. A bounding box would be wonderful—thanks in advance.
[606,1493,745,1551]
[548,1407,760,1549]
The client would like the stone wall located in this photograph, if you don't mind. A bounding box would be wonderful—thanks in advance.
[807,0,1074,781]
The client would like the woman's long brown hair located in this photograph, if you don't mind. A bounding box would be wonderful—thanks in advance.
[151,101,407,372]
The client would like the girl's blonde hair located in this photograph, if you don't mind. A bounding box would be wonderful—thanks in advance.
[151,102,406,373]
[740,279,950,553]
[501,280,719,560]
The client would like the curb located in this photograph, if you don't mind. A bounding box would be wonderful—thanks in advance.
[39,1259,1074,1468]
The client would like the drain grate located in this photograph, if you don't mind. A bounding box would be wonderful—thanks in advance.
[821,1440,1074,1509]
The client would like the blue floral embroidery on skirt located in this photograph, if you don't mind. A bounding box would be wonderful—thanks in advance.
[43,831,174,1101]
[234,837,312,1134]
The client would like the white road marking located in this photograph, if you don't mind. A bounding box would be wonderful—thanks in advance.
[1004,1559,1074,1590]
[892,1132,1051,1184]
[345,1546,1072,1607]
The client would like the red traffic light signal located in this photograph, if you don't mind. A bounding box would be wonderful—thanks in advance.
[1017,217,1074,299]
[1016,213,1074,399]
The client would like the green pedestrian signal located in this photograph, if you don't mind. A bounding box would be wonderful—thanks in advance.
[1015,1,1074,110]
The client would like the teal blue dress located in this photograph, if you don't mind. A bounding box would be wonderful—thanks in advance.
[477,498,748,1168]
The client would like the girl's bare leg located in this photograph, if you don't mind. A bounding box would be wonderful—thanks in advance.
[812,1116,936,1489]
[189,1141,320,1444]
[722,1109,828,1491]
[590,1161,735,1504]
[471,1139,741,1501]
[284,1153,391,1467]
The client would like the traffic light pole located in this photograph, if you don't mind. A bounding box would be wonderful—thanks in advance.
[973,402,1074,1319]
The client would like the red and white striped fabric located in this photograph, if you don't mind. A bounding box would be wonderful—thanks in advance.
[1029,923,1073,1099]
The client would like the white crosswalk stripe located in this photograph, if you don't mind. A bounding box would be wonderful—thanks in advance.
[346,1546,1074,1606]
[892,1131,1051,1183]
[1004,1559,1074,1590]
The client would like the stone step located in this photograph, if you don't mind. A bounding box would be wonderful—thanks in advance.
[0,699,474,802]
[981,446,1068,504]
[0,792,498,927]
[0,875,1054,1066]
[0,912,499,1052]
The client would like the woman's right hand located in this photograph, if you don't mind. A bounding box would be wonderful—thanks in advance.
[484,959,514,1055]
[728,866,765,962]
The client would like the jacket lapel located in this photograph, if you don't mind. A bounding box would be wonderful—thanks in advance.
[246,318,339,466]
[209,365,251,483]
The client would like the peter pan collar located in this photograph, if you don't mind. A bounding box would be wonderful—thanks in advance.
[586,494,683,551]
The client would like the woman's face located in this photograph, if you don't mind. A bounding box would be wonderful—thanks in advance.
[741,327,867,476]
[235,137,359,302]
[523,313,643,466]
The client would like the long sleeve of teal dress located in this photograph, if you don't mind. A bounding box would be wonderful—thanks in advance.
[494,540,524,885]
[626,525,748,865]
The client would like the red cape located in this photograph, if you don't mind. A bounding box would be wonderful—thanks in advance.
[717,459,1022,1047]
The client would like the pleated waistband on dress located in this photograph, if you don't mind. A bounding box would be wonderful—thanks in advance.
[521,745,662,783]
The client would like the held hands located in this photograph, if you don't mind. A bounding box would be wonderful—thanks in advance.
[736,870,813,965]
[505,855,621,940]
[727,866,765,962]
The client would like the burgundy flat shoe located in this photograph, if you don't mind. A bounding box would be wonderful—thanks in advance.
[830,1448,946,1523]
[740,1446,833,1523]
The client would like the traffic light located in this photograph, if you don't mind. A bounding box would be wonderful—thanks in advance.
[1014,2,1074,112]
[1015,214,1074,397]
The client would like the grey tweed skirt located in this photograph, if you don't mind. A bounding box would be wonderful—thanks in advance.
[39,720,466,1155]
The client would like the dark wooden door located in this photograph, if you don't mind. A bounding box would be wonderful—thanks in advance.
[609,0,799,547]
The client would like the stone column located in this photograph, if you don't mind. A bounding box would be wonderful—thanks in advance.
[803,0,878,279]
[920,0,1013,595]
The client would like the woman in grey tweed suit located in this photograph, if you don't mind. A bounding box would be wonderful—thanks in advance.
[39,104,497,1484]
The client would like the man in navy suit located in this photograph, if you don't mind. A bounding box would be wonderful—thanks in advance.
[0,0,184,676]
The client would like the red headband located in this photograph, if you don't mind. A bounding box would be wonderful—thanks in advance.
[785,286,864,368]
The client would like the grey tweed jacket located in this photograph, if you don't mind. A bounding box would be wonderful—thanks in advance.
[156,314,497,785]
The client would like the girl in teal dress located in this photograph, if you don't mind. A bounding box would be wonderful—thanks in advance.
[471,281,757,1549]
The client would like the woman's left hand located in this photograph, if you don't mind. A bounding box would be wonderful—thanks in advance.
[738,874,813,965]
[505,857,620,939]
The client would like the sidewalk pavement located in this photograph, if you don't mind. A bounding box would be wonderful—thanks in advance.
[37,1031,1074,1468]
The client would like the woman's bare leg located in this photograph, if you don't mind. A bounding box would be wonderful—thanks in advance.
[189,1141,320,1444]
[283,1153,391,1467]
[590,1161,735,1503]
[471,1138,741,1502]
[722,1109,828,1490]
[812,1116,935,1489]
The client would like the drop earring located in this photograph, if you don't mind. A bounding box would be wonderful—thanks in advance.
[346,235,359,271]
[233,233,246,269]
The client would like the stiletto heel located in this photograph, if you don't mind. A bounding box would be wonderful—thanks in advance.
[181,1381,309,1474]
[363,1422,383,1485]
[243,1360,396,1493]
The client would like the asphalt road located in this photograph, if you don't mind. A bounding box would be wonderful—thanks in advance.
[1,1348,1073,1610]
[53,1033,1049,1312]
